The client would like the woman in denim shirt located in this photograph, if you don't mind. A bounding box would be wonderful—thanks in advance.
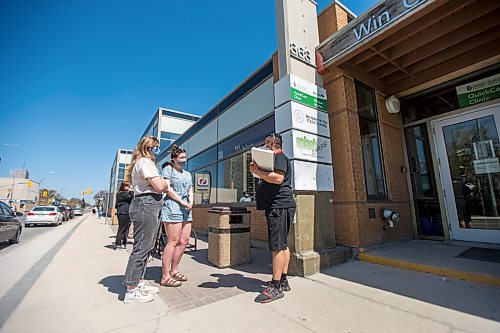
[160,144,193,287]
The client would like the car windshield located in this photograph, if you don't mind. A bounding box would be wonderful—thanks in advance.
[33,207,56,211]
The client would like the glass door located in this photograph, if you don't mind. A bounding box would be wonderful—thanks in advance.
[433,105,500,243]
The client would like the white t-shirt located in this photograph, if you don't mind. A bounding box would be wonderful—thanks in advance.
[131,157,161,194]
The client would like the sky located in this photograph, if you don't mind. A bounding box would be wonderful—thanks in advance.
[0,0,378,203]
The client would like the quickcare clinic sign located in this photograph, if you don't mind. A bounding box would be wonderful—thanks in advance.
[275,74,328,112]
[456,73,500,108]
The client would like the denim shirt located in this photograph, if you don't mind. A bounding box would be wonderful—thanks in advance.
[161,165,192,214]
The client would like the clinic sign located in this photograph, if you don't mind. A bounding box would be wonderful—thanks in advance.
[456,74,500,108]
[275,74,328,112]
[319,0,428,65]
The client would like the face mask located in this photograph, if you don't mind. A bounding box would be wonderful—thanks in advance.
[244,193,250,197]
[176,158,187,167]
[151,147,161,157]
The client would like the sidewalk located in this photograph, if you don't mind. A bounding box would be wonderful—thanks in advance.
[2,215,499,333]
[359,239,500,286]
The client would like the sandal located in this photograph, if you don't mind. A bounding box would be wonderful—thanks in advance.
[160,276,181,287]
[170,271,188,282]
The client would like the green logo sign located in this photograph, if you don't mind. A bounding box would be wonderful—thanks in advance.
[291,87,328,112]
[456,74,500,108]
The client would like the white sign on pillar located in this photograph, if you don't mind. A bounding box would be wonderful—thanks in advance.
[275,0,334,191]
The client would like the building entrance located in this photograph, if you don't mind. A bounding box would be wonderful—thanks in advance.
[433,104,500,244]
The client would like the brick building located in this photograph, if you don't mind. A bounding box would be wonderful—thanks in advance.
[154,0,500,276]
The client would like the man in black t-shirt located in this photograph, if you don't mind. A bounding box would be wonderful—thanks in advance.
[250,133,296,303]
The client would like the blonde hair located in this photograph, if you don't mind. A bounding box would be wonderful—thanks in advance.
[125,136,159,183]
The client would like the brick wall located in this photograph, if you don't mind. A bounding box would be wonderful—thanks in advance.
[318,3,350,43]
[324,72,414,247]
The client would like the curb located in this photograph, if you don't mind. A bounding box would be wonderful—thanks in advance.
[359,253,500,287]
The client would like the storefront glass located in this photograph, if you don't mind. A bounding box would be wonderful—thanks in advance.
[405,125,444,237]
[356,82,387,199]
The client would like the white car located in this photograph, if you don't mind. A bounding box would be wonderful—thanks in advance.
[26,206,63,227]
[73,207,83,216]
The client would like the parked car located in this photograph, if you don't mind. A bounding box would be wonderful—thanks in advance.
[26,206,63,227]
[73,207,83,216]
[57,206,69,221]
[65,206,74,219]
[0,201,23,244]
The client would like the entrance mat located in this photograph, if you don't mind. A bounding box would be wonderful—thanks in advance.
[456,247,500,264]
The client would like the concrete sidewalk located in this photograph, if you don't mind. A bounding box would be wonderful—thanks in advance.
[359,239,500,286]
[2,215,499,333]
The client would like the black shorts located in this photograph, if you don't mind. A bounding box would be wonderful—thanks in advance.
[265,207,295,252]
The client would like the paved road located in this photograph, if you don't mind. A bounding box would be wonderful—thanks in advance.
[0,214,89,327]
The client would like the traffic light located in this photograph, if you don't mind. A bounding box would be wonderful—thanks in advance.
[82,191,86,196]
[42,190,48,197]
[27,180,33,187]
[87,188,92,195]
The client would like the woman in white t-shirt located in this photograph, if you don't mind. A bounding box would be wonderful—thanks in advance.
[123,136,170,304]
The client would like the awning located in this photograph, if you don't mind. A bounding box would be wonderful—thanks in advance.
[317,0,500,96]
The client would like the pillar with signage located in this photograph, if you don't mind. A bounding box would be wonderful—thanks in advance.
[276,0,336,276]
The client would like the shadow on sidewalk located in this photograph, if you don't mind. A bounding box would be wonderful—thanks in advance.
[99,275,126,301]
[183,248,272,275]
[198,273,263,292]
[321,261,500,322]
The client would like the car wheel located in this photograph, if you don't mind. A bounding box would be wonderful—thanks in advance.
[26,224,31,228]
[9,228,21,244]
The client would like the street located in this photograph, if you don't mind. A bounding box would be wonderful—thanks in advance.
[0,213,88,327]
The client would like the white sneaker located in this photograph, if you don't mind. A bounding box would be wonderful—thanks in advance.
[123,288,155,304]
[138,282,159,294]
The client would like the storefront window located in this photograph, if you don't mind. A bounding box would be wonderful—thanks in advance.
[189,146,218,171]
[405,125,444,237]
[356,82,387,199]
[217,151,257,203]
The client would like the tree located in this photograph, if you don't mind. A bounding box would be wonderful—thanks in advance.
[68,198,82,207]
[94,190,108,204]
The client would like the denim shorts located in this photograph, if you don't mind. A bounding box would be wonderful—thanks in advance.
[161,207,192,223]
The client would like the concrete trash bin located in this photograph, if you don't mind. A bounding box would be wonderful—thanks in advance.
[208,206,251,268]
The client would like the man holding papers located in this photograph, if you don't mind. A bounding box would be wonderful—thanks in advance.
[250,133,296,303]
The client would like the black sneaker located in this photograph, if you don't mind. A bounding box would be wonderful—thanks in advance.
[265,279,291,292]
[254,284,284,303]
[280,279,291,292]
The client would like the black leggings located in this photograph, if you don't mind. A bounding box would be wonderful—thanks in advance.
[116,214,131,246]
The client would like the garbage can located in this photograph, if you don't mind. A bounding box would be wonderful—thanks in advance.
[208,206,251,268]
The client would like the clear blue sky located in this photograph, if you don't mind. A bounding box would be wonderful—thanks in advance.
[0,0,377,203]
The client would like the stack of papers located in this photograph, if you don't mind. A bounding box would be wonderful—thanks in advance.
[251,147,274,177]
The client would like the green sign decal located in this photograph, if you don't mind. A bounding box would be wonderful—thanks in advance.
[290,87,328,112]
[456,74,500,108]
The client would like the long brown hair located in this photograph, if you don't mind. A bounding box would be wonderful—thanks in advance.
[125,136,159,183]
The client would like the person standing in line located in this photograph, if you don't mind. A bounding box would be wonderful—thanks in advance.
[160,145,193,288]
[123,136,170,304]
[92,205,96,215]
[114,181,133,250]
[250,133,296,303]
[97,205,103,219]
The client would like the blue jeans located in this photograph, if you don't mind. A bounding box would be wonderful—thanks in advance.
[123,195,163,286]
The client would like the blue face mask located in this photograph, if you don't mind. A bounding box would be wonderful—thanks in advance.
[151,147,161,157]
